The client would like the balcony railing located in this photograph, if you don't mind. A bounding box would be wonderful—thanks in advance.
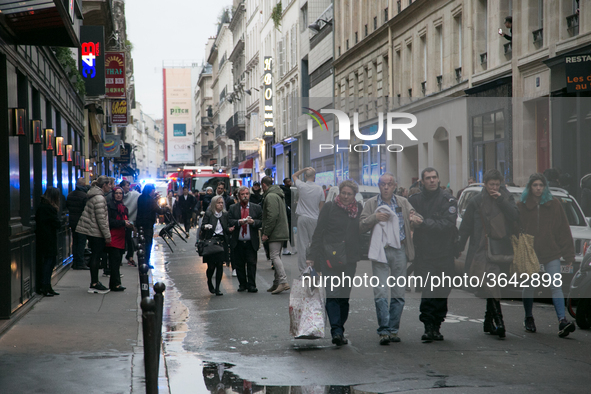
[421,81,426,96]
[201,146,209,154]
[436,75,443,91]
[208,141,214,150]
[566,13,579,37]
[220,157,227,167]
[504,42,512,55]
[215,125,225,138]
[532,28,543,47]
[226,111,245,131]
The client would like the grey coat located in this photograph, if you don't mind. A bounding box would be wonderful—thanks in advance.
[76,186,111,242]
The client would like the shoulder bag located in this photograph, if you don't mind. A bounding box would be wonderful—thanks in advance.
[323,204,351,268]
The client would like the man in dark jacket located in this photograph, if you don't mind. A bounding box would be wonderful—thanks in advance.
[409,167,458,342]
[178,186,197,236]
[228,186,263,292]
[66,178,89,270]
[249,182,263,205]
[136,184,166,268]
[215,182,234,210]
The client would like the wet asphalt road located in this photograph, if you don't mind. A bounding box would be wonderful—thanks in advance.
[155,228,591,394]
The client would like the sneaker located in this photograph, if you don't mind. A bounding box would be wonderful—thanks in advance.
[389,333,401,343]
[558,319,576,338]
[232,269,237,277]
[379,334,390,346]
[102,273,110,277]
[282,250,292,255]
[88,282,110,294]
[524,316,536,333]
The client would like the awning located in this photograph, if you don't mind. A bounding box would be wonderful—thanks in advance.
[238,158,253,175]
[89,113,102,143]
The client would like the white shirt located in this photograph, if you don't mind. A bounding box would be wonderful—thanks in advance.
[238,203,251,241]
[295,179,325,220]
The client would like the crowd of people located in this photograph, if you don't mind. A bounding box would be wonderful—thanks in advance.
[39,165,578,347]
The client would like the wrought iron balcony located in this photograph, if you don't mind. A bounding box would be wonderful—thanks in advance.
[215,125,226,138]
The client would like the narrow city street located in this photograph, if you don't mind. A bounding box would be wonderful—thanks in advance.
[154,230,591,393]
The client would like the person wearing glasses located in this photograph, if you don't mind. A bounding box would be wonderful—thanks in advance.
[360,172,422,346]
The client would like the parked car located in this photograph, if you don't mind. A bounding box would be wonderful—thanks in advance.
[455,184,591,295]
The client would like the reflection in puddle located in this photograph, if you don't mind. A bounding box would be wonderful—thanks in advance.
[202,362,362,394]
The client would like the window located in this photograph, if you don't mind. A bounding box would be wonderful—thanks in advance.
[291,25,297,69]
[300,4,308,32]
[346,39,349,50]
[384,8,388,22]
[338,46,341,56]
[374,17,377,30]
[365,24,368,36]
[471,110,507,182]
[355,32,358,43]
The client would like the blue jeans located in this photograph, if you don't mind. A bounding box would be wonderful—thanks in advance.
[522,259,565,321]
[372,245,407,335]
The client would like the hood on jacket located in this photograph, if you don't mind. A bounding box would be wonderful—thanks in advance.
[264,184,285,199]
[86,185,105,199]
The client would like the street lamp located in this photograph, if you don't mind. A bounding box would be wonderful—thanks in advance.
[308,19,332,33]
[245,87,260,95]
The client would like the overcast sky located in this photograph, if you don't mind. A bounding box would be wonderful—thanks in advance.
[125,0,233,120]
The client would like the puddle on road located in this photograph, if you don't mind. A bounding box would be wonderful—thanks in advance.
[201,362,369,394]
[153,240,381,394]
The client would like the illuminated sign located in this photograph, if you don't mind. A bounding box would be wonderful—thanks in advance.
[13,109,26,136]
[31,120,42,144]
[105,52,126,98]
[566,53,591,93]
[55,136,64,156]
[44,129,54,151]
[263,57,274,137]
[66,145,73,162]
[80,26,105,96]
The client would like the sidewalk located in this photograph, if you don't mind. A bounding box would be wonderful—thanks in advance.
[0,261,169,394]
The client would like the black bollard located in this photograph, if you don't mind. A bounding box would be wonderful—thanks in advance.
[153,282,166,373]
[140,297,158,394]
[139,264,150,299]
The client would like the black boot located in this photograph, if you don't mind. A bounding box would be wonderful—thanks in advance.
[489,299,506,339]
[433,324,444,341]
[41,285,54,297]
[484,299,498,335]
[421,324,435,343]
[48,286,60,296]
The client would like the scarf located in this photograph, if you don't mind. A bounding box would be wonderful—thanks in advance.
[116,202,127,220]
[240,201,249,236]
[334,195,358,218]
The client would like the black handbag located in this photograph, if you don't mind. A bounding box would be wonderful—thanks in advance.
[322,204,352,268]
[197,237,224,256]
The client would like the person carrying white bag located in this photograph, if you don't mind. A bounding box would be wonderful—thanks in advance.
[301,180,363,346]
[289,266,326,339]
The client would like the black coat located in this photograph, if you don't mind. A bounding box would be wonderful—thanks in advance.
[227,202,263,250]
[66,187,87,231]
[201,193,213,212]
[249,191,263,205]
[177,194,197,215]
[409,187,458,260]
[136,194,164,229]
[36,199,61,257]
[309,201,363,270]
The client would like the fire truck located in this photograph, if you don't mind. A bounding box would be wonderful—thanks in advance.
[167,166,231,194]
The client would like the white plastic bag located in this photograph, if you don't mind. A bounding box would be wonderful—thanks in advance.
[289,267,326,339]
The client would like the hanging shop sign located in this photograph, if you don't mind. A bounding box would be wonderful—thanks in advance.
[114,142,131,164]
[111,99,128,124]
[80,26,105,96]
[99,134,121,158]
[105,52,126,98]
[263,56,274,137]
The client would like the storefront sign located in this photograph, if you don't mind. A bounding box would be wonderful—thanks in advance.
[565,54,591,93]
[31,120,42,144]
[263,57,274,137]
[80,26,105,96]
[99,134,121,158]
[239,140,259,150]
[105,52,126,98]
[114,142,132,164]
[44,129,54,151]
[111,100,128,124]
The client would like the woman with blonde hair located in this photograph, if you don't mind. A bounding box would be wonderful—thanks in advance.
[200,195,234,295]
[77,175,112,294]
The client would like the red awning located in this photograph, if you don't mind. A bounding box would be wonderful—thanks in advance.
[238,158,253,175]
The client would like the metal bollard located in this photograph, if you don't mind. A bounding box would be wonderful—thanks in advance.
[140,297,158,394]
[153,282,166,373]
[139,264,150,299]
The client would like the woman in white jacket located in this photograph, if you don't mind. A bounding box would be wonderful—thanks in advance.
[77,176,112,294]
